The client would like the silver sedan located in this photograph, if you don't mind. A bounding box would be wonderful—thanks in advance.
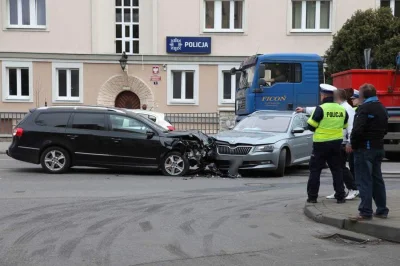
[214,111,313,177]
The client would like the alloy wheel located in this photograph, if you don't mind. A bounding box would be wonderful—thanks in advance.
[164,155,185,176]
[44,150,66,172]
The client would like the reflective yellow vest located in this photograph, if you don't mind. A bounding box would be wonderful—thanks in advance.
[354,106,358,111]
[307,102,348,142]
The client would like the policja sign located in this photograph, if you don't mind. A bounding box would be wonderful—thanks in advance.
[166,36,211,54]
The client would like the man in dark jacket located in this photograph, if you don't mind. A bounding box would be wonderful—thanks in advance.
[350,83,389,221]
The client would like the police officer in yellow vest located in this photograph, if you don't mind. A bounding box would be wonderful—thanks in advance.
[307,84,349,204]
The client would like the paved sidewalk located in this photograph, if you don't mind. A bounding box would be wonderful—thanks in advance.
[304,190,400,243]
[0,142,10,154]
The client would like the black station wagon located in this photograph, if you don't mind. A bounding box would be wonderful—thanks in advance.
[7,106,214,176]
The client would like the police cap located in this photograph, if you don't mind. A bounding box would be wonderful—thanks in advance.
[320,84,337,94]
[351,89,360,99]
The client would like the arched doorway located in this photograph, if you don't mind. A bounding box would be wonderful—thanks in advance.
[115,91,141,109]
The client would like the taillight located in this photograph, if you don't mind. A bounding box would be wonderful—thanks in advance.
[13,128,23,137]
[167,126,175,131]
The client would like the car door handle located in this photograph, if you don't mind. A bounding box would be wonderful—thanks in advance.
[307,137,312,139]
[67,135,78,139]
[111,138,121,143]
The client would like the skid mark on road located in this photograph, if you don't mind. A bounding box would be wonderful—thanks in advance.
[179,219,196,235]
[203,234,214,256]
[240,214,250,219]
[165,243,190,259]
[209,216,229,230]
[87,217,119,233]
[180,208,194,215]
[145,204,165,213]
[59,237,83,259]
[139,221,153,232]
[269,233,284,239]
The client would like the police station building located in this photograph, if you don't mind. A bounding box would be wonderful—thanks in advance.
[0,0,381,117]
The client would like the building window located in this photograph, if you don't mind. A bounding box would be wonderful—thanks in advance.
[218,65,241,105]
[204,0,244,32]
[167,65,199,105]
[115,0,139,54]
[291,0,332,32]
[8,0,46,28]
[1,61,33,102]
[52,63,83,103]
[381,0,400,17]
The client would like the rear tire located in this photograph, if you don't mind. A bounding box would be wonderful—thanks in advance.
[161,151,189,176]
[40,147,71,174]
[274,149,287,177]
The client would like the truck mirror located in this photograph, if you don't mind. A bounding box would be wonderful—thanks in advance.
[258,64,265,79]
[258,79,266,87]
[230,67,237,75]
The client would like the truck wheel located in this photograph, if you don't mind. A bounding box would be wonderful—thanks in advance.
[161,151,189,176]
[274,149,287,177]
[385,152,400,162]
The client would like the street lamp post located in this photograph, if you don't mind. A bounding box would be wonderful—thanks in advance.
[119,52,128,71]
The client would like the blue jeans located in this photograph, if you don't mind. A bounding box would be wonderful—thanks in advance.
[354,149,389,217]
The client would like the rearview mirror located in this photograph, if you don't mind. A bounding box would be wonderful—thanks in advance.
[292,127,305,134]
[258,64,265,79]
[146,130,155,139]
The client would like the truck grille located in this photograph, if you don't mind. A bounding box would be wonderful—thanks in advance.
[217,145,252,155]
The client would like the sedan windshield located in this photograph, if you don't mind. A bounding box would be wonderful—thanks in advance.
[234,115,292,133]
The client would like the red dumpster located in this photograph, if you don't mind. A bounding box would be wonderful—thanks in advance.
[332,69,400,107]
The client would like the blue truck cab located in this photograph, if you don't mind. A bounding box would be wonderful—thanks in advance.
[232,53,324,122]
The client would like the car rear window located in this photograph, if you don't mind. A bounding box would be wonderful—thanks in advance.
[71,113,106,131]
[35,112,71,128]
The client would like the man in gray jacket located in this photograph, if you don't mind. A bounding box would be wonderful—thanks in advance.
[296,87,359,200]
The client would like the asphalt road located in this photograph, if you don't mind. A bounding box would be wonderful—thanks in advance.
[0,155,399,266]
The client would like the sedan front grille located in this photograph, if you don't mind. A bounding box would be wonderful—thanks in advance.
[217,145,252,155]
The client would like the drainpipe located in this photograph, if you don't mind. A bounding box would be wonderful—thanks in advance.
[152,0,158,55]
[90,0,93,53]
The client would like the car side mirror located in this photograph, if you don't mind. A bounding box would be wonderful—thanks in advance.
[292,127,305,134]
[146,130,155,139]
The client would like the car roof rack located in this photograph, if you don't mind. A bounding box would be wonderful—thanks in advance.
[37,105,126,114]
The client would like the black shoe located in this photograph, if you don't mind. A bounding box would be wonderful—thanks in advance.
[373,213,388,219]
[337,199,346,204]
[307,198,317,203]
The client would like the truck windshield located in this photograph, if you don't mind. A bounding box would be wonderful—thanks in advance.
[238,66,255,89]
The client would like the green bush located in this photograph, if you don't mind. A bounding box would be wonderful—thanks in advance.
[324,7,400,77]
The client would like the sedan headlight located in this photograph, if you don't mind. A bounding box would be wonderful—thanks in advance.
[254,144,275,153]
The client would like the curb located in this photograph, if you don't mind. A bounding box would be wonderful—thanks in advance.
[304,203,400,243]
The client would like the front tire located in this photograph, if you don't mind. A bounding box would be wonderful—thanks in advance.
[161,151,189,176]
[40,147,71,174]
[274,149,287,177]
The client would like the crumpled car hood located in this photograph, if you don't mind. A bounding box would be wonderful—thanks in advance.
[213,130,287,145]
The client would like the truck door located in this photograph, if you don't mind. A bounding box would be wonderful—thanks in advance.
[255,63,296,111]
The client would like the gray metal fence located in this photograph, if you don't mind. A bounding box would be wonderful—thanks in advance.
[0,112,221,136]
[0,112,28,136]
[165,113,220,134]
